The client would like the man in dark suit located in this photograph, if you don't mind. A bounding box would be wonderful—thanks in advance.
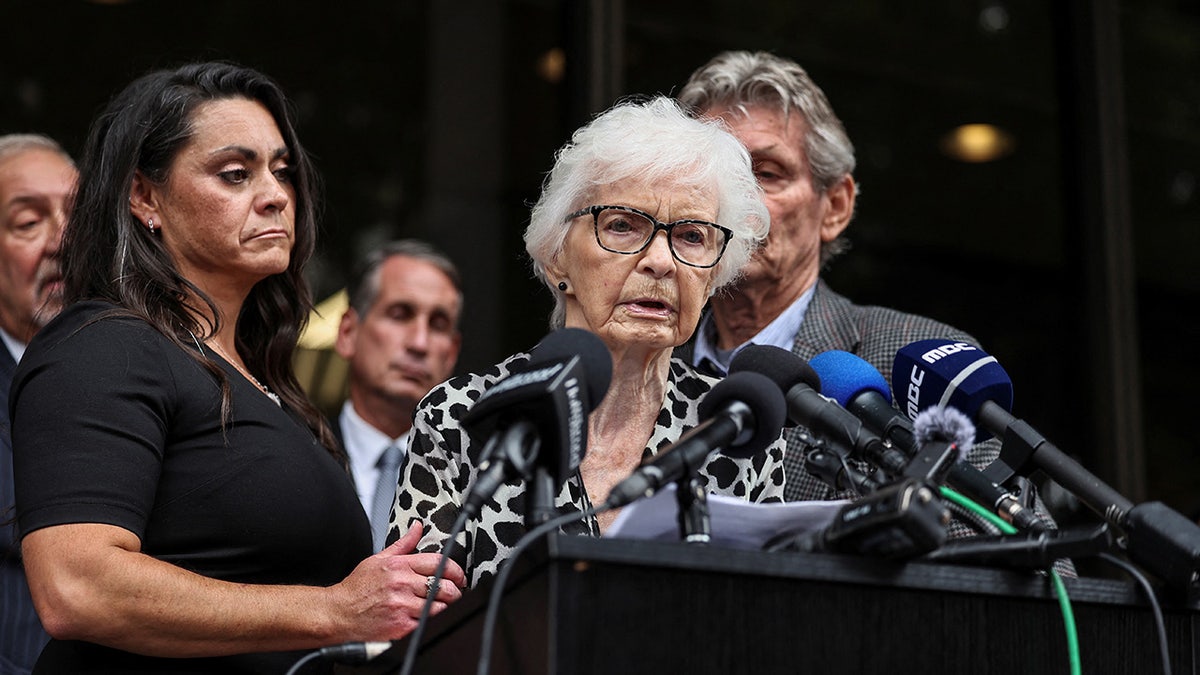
[333,240,463,551]
[0,133,76,675]
[675,52,988,503]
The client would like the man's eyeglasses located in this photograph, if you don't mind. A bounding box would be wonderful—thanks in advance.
[564,204,732,269]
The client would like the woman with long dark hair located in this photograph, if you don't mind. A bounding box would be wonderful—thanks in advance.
[11,62,464,673]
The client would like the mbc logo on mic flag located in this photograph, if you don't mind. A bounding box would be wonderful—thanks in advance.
[893,339,1014,441]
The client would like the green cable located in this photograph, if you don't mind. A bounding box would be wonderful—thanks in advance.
[938,486,1081,675]
[1050,565,1082,675]
[939,486,1018,535]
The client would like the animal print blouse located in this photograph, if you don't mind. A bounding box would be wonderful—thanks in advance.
[388,353,787,587]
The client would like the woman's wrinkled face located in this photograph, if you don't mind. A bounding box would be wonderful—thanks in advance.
[550,177,719,354]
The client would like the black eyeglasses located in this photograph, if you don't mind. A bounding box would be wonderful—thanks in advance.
[564,204,732,268]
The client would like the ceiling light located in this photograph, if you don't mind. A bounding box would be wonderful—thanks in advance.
[939,123,1015,163]
[537,48,566,84]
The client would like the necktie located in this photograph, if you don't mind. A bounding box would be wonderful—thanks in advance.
[371,444,403,551]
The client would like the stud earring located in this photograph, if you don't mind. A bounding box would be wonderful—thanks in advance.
[557,281,568,292]
[147,218,157,233]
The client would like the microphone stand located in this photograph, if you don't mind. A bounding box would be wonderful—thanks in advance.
[978,401,1200,597]
[526,465,556,527]
[675,475,711,545]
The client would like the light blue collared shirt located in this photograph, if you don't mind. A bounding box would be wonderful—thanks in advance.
[0,327,25,362]
[691,284,817,376]
[339,400,410,517]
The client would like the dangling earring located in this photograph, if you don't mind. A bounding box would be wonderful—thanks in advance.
[558,281,568,292]
[147,218,157,233]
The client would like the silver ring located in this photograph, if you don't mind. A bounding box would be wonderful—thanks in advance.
[425,575,438,597]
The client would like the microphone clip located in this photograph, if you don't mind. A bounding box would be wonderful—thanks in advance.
[798,428,880,496]
[899,437,959,485]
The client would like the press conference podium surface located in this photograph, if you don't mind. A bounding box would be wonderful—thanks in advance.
[353,534,1199,675]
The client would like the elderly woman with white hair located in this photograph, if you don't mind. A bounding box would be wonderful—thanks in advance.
[389,96,786,588]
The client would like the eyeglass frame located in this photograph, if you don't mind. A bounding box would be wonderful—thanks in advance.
[564,204,734,269]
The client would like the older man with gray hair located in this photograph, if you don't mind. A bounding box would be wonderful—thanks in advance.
[675,52,993,504]
[0,132,76,675]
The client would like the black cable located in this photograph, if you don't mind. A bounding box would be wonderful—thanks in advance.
[286,641,394,674]
[1097,552,1173,675]
[283,650,321,675]
[476,504,608,675]
[395,503,475,675]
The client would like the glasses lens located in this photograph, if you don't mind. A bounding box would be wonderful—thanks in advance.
[669,221,724,266]
[594,207,654,254]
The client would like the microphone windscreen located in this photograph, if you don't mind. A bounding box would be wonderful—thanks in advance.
[892,339,1013,442]
[729,344,821,393]
[809,350,892,406]
[529,327,612,411]
[912,406,975,460]
[699,371,787,458]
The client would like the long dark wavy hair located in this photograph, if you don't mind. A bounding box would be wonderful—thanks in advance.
[62,61,339,459]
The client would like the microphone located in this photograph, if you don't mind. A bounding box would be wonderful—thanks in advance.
[605,370,786,508]
[893,339,1132,519]
[765,478,950,558]
[809,349,1046,532]
[460,328,612,520]
[905,405,972,484]
[923,524,1114,569]
[912,405,975,454]
[915,406,1045,533]
[894,338,1200,592]
[892,339,1012,444]
[729,345,909,487]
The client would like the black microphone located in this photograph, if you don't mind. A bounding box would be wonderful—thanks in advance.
[729,345,909,486]
[809,350,1046,533]
[605,371,786,508]
[923,523,1114,569]
[895,338,1200,592]
[765,478,950,558]
[905,405,972,485]
[460,328,612,520]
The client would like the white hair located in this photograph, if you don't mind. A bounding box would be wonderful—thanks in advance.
[525,96,769,328]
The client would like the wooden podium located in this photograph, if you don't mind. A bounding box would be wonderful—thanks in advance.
[359,534,1199,674]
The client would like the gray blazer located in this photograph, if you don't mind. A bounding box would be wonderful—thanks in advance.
[780,280,984,502]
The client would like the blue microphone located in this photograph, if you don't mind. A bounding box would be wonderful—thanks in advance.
[890,339,1012,444]
[893,339,1200,593]
[809,350,916,454]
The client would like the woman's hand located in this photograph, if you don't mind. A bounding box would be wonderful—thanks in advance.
[330,522,467,640]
